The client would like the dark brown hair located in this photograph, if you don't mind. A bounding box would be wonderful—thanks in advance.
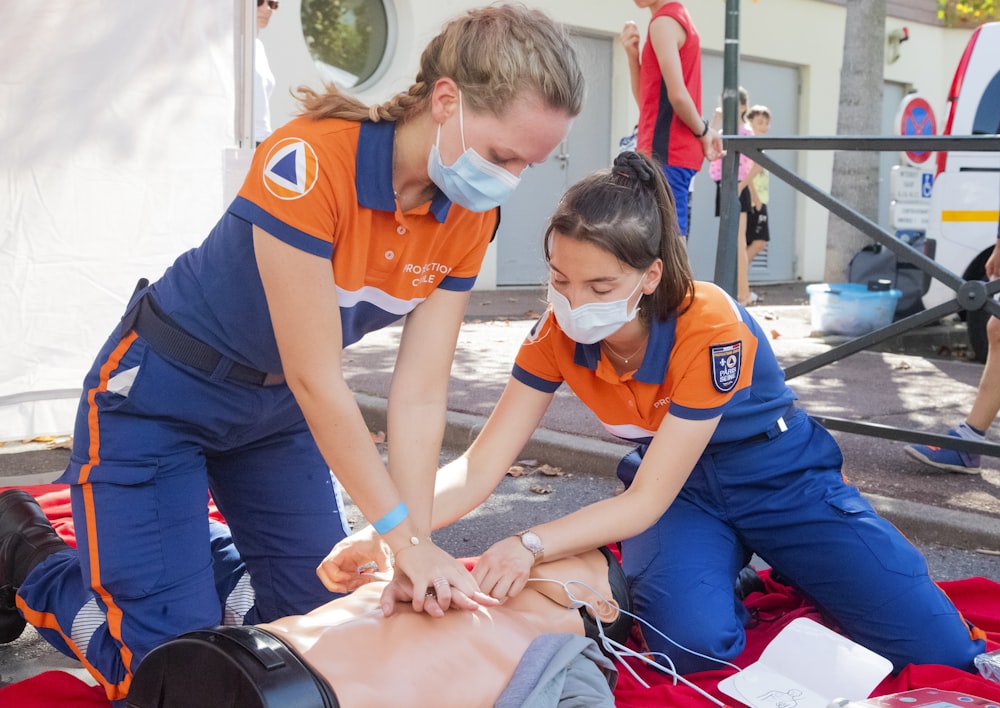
[543,151,694,323]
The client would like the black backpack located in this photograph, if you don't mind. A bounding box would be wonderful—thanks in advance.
[848,233,933,319]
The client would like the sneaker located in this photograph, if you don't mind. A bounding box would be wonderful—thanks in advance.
[975,649,1000,684]
[904,429,981,474]
[734,565,766,601]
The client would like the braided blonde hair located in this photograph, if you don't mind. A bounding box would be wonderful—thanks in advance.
[295,3,584,123]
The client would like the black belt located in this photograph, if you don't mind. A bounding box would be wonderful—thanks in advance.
[745,403,797,444]
[121,281,285,387]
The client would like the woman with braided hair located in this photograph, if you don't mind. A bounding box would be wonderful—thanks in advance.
[327,149,986,678]
[0,4,583,704]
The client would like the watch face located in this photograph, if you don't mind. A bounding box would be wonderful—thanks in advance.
[519,531,543,556]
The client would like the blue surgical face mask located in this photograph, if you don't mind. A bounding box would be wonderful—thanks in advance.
[426,91,521,212]
[547,275,645,345]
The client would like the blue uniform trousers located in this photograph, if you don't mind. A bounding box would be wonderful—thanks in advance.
[18,330,349,701]
[620,409,985,675]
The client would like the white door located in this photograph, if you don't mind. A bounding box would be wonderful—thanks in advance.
[688,55,801,283]
[495,33,614,286]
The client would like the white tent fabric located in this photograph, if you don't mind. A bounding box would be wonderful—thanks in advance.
[1,2,238,441]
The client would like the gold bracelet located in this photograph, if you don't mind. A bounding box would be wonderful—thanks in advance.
[392,536,421,556]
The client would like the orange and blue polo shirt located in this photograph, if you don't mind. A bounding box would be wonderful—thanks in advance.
[512,282,797,445]
[149,117,499,373]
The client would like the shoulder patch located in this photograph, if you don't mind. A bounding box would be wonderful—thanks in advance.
[524,309,552,345]
[263,138,319,200]
[709,341,742,393]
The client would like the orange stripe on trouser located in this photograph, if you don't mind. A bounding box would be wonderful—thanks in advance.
[16,602,121,698]
[64,332,138,701]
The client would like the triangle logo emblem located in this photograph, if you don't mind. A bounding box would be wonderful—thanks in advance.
[263,138,319,200]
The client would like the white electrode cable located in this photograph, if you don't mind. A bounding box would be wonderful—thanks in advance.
[527,577,742,707]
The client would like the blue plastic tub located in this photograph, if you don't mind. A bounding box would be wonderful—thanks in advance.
[806,283,902,337]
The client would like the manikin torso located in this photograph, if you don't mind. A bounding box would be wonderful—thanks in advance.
[258,550,618,708]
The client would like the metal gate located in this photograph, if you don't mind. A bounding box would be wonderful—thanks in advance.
[716,134,1000,461]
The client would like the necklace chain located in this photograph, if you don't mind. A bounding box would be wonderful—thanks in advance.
[602,338,646,364]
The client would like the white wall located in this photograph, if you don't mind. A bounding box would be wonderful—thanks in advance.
[0,1,237,439]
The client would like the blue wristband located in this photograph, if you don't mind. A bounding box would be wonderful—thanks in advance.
[373,501,409,535]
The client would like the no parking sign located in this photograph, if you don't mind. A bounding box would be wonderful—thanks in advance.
[894,93,937,168]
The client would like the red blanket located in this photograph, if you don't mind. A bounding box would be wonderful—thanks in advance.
[2,485,999,707]
[613,573,1000,707]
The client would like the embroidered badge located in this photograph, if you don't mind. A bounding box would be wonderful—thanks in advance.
[262,138,319,200]
[523,309,552,345]
[710,341,742,393]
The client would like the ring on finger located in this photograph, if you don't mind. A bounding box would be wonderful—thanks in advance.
[425,588,437,598]
[433,576,448,588]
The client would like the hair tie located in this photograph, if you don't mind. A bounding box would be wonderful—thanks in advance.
[613,151,655,184]
[368,104,381,122]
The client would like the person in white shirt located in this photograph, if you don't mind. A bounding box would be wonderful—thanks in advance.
[254,0,278,145]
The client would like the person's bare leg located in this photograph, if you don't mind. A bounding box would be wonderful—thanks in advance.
[905,314,1000,472]
[746,239,767,265]
[968,315,1000,432]
[737,212,750,305]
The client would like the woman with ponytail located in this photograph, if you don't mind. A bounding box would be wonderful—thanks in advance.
[329,149,985,679]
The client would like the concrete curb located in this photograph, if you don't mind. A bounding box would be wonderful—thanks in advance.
[356,393,1000,553]
[864,494,1000,553]
[356,391,630,480]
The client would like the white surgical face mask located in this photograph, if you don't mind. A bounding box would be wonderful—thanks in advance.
[426,91,521,212]
[547,275,645,344]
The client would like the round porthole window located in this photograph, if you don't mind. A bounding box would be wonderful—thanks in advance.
[301,0,395,90]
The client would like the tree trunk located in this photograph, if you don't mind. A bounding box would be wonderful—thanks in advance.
[824,0,887,282]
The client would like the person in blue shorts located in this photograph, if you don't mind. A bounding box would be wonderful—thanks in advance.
[619,1,723,238]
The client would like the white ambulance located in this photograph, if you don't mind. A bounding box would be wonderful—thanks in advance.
[922,21,1000,361]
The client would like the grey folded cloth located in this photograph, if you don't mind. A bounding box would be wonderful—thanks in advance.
[495,632,618,708]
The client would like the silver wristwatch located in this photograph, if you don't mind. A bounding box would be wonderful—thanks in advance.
[515,530,544,561]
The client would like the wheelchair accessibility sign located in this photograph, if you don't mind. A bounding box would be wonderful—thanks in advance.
[921,172,934,198]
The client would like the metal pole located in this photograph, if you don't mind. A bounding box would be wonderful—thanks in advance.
[236,0,255,149]
[713,0,741,296]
